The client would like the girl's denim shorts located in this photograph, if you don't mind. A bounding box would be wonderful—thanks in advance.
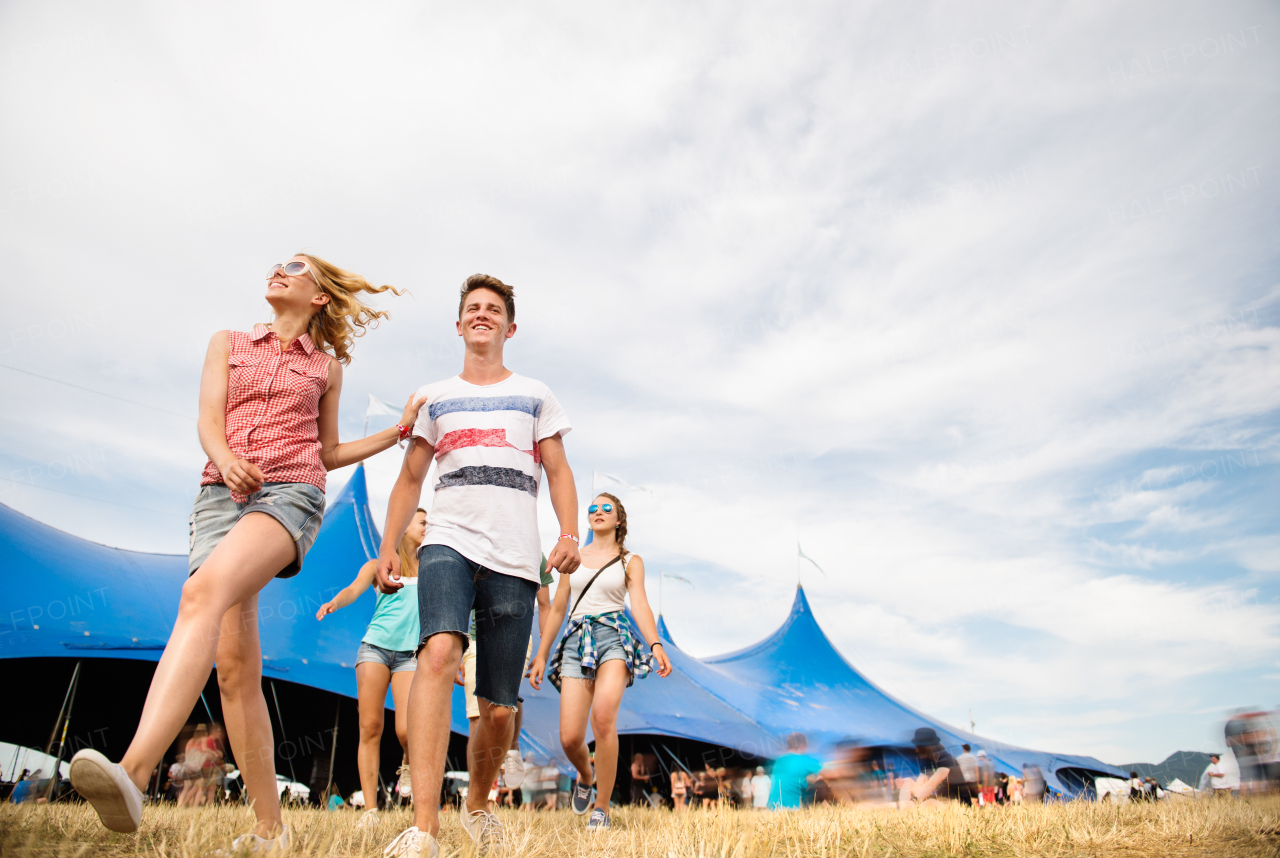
[188,482,325,578]
[559,622,629,681]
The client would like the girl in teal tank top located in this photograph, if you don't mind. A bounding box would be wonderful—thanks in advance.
[316,507,425,822]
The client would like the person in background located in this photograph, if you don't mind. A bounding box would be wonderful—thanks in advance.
[1128,771,1145,802]
[750,766,771,810]
[317,507,427,828]
[630,753,652,805]
[9,770,40,804]
[768,733,823,809]
[1022,765,1046,803]
[1199,754,1231,796]
[736,768,753,808]
[955,744,978,806]
[976,750,996,806]
[671,769,689,811]
[898,728,960,809]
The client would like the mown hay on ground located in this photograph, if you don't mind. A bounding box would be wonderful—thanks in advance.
[1,797,1278,857]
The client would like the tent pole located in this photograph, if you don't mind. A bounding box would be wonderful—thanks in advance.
[44,661,81,756]
[325,702,340,800]
[269,680,300,787]
[46,660,83,801]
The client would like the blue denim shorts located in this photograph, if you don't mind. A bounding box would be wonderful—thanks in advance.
[559,623,629,681]
[355,641,418,674]
[188,482,326,578]
[417,544,537,709]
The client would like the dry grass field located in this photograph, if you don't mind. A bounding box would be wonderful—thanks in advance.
[1,798,1278,858]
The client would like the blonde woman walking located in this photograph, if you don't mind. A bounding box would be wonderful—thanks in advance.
[70,254,424,851]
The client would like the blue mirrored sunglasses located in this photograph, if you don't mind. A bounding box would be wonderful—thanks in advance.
[587,503,614,514]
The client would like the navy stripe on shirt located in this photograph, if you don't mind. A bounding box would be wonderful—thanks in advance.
[435,465,539,496]
[428,395,543,421]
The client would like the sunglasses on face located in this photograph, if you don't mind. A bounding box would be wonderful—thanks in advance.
[588,503,614,514]
[266,260,314,280]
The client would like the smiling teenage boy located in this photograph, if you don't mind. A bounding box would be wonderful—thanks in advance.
[378,275,580,858]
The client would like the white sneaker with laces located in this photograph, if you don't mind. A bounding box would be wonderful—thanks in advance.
[501,750,525,788]
[221,824,291,854]
[67,748,143,833]
[459,805,504,851]
[383,826,438,858]
[357,809,379,830]
[397,762,412,798]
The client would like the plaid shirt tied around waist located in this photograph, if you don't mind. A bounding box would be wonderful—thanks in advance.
[547,610,655,692]
[200,324,331,502]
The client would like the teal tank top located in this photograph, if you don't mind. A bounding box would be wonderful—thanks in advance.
[361,578,420,653]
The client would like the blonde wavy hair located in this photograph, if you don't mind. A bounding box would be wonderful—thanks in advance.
[298,253,407,365]
[396,507,427,578]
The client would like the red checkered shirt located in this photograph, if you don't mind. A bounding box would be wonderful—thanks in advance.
[200,324,332,501]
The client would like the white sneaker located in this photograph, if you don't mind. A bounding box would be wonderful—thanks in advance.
[68,748,143,833]
[459,805,504,851]
[501,750,525,788]
[357,809,379,829]
[384,826,438,858]
[397,762,412,798]
[219,824,290,854]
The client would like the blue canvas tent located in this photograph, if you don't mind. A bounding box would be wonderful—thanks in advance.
[0,465,1122,795]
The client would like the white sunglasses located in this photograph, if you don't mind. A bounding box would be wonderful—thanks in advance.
[266,260,315,281]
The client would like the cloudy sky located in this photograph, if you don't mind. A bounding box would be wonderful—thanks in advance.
[1,1,1277,765]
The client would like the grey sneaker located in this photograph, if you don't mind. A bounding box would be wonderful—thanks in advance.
[68,749,143,833]
[571,773,595,815]
[501,750,525,788]
[459,806,504,851]
[216,824,290,855]
[396,762,412,798]
[586,809,610,830]
[383,826,438,858]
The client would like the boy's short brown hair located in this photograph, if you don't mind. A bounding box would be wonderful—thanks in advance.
[458,274,516,322]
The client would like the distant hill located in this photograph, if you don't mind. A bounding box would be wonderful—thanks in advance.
[1118,751,1214,786]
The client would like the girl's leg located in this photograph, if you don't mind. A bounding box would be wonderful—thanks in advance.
[389,671,414,757]
[558,678,595,784]
[119,513,295,790]
[355,663,392,811]
[587,660,630,812]
[217,592,281,837]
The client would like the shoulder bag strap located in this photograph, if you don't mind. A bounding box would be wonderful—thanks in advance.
[567,553,623,620]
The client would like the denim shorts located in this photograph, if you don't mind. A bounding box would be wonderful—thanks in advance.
[355,641,418,674]
[188,482,326,578]
[417,544,537,710]
[559,623,629,681]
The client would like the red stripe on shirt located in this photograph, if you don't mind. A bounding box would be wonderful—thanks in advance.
[434,428,535,460]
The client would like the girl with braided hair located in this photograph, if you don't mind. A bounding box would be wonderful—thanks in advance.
[528,493,672,830]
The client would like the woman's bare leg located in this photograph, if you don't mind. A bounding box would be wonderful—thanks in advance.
[389,671,413,758]
[558,678,595,784]
[356,663,392,810]
[118,513,295,791]
[587,660,630,812]
[217,591,283,837]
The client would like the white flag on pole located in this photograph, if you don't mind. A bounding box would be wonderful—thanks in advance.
[366,394,400,418]
[798,541,828,577]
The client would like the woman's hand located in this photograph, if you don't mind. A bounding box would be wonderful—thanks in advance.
[399,394,428,430]
[221,458,264,495]
[653,645,672,677]
[316,600,336,621]
[526,654,547,690]
[455,666,465,687]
